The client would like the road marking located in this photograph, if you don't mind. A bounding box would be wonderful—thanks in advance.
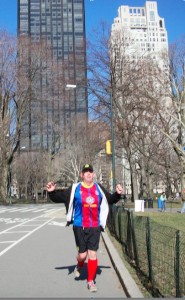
[2,231,28,234]
[20,224,43,227]
[18,208,37,212]
[48,221,66,227]
[43,208,64,217]
[0,215,47,235]
[32,209,46,212]
[45,208,63,213]
[0,241,15,244]
[0,218,29,224]
[0,206,64,214]
[0,216,55,257]
[6,208,25,212]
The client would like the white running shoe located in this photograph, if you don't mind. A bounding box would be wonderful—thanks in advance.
[87,280,97,292]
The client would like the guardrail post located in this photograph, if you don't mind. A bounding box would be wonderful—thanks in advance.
[146,217,153,284]
[130,210,139,265]
[175,230,181,298]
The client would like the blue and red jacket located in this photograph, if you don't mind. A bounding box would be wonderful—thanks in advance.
[48,182,122,229]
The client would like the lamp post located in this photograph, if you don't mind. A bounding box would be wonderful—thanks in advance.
[66,84,116,191]
[109,91,116,191]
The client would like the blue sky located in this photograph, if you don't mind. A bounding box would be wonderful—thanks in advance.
[0,0,184,44]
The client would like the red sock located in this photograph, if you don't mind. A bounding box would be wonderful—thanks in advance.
[77,258,84,268]
[87,259,98,282]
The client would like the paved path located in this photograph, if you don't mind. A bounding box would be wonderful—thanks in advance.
[0,204,130,298]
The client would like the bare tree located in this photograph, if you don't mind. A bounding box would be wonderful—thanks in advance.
[165,37,185,199]
[47,118,109,186]
[87,23,181,201]
[14,152,31,200]
[14,151,48,202]
[0,31,56,203]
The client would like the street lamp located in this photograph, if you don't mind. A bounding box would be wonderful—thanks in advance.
[109,91,116,192]
[66,84,116,191]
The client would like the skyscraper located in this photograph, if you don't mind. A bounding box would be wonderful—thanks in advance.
[111,1,168,70]
[110,1,169,195]
[18,0,87,152]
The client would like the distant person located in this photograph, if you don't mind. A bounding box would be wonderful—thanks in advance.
[175,192,180,200]
[177,201,185,213]
[181,202,185,213]
[160,192,167,212]
[46,163,124,292]
[155,192,159,201]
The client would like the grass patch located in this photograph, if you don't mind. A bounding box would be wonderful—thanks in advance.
[134,212,185,232]
[124,200,182,210]
[106,227,152,298]
[123,200,185,232]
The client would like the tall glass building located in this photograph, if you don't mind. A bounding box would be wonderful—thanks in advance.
[18,0,87,152]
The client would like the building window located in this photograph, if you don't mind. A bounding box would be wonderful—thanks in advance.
[159,20,163,28]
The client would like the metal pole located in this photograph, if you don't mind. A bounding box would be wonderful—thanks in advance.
[110,92,116,192]
[175,230,181,298]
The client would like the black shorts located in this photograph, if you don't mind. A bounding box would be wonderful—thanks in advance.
[73,226,101,253]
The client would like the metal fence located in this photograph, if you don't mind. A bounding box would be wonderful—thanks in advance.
[107,205,185,298]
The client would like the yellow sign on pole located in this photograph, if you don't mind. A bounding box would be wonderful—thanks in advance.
[106,140,112,155]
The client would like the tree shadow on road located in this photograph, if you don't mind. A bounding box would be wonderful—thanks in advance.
[55,263,111,280]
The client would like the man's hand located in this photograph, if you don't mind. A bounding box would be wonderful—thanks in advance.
[46,182,56,192]
[116,184,123,195]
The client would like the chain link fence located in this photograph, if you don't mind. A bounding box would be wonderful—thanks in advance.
[107,205,185,298]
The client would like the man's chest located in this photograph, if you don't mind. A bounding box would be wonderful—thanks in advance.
[75,185,101,207]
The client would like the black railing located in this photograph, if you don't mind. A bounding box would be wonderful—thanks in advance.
[107,205,185,298]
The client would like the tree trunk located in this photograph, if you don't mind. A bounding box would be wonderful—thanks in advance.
[0,165,8,204]
[130,158,139,201]
[139,157,148,199]
[180,158,185,201]
[24,181,28,200]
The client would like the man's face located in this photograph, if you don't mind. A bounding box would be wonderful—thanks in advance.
[81,170,94,183]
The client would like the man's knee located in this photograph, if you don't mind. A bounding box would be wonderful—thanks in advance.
[78,252,87,261]
[88,250,97,260]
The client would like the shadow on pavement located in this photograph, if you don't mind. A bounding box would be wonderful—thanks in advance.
[55,263,111,280]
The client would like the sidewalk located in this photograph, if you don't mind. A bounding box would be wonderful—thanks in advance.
[101,230,144,298]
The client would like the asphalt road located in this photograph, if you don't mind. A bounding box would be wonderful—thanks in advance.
[0,203,126,298]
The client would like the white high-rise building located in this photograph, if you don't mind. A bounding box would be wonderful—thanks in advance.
[110,1,170,196]
[111,1,168,70]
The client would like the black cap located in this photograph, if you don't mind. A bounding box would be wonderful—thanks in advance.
[82,164,94,173]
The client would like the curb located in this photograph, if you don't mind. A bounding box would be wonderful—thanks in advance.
[101,230,144,298]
